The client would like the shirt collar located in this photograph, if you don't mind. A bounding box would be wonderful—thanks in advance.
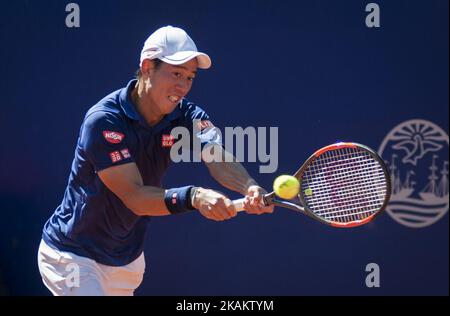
[119,79,183,127]
[119,79,141,121]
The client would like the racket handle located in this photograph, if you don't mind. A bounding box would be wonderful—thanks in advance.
[232,198,247,212]
[232,194,272,212]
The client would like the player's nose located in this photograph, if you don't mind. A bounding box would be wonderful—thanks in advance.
[175,81,190,95]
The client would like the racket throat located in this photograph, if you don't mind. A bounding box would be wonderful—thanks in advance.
[272,198,306,214]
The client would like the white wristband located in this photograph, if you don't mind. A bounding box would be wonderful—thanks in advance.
[190,187,199,209]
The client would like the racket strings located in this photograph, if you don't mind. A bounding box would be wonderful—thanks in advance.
[301,147,388,224]
[306,180,387,205]
[315,172,384,221]
[313,160,382,181]
[308,150,385,223]
[309,190,387,210]
[306,174,386,194]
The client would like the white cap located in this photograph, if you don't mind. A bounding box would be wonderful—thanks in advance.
[140,26,212,69]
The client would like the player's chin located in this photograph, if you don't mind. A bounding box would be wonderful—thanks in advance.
[162,105,177,114]
[158,100,178,113]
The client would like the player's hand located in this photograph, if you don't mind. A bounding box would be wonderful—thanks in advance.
[193,188,237,221]
[243,185,274,215]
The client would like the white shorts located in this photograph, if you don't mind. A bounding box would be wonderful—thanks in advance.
[37,239,145,296]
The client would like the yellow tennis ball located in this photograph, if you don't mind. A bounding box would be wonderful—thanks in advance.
[273,175,300,199]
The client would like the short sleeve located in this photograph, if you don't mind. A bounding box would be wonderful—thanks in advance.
[79,111,134,172]
[180,101,223,150]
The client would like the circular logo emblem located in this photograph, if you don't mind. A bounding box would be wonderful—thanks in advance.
[378,119,449,228]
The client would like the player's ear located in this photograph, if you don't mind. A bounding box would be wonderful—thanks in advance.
[140,59,154,77]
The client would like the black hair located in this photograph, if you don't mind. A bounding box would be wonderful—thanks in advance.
[135,58,163,79]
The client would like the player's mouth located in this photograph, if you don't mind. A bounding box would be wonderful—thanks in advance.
[168,95,181,103]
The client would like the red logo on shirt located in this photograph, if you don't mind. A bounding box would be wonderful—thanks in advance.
[103,131,125,144]
[120,148,131,159]
[109,151,122,163]
[162,135,175,148]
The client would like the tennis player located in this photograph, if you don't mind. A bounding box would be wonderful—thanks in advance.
[37,25,273,296]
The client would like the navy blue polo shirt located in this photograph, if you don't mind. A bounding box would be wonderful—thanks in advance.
[42,79,222,266]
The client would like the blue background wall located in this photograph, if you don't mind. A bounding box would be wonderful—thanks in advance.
[0,0,448,295]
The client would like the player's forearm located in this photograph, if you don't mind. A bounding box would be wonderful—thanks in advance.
[205,150,258,195]
[208,161,258,195]
[124,186,171,216]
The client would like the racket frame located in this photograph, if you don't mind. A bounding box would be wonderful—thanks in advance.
[264,142,391,228]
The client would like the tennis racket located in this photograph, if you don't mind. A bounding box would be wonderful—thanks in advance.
[232,142,391,228]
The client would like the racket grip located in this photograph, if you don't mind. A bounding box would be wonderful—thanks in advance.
[232,198,247,212]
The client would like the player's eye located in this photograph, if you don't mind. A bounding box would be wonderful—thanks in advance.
[187,76,195,82]
[173,72,182,78]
